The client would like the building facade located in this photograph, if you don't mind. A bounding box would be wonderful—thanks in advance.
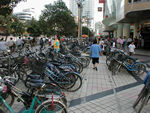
[15,8,35,22]
[102,0,150,48]
[69,0,94,28]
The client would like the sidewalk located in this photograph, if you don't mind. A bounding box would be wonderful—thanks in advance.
[135,49,150,56]
[12,56,150,113]
[66,56,150,113]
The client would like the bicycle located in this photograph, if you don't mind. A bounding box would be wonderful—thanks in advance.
[109,51,146,76]
[133,70,150,113]
[0,76,67,113]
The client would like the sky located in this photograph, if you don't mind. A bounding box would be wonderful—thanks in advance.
[14,0,69,19]
[14,0,103,28]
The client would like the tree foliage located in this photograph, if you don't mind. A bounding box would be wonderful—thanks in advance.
[82,26,92,37]
[40,0,77,37]
[27,18,42,37]
[10,16,25,36]
[0,0,24,16]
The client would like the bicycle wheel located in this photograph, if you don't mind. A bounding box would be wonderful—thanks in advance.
[137,91,150,113]
[66,73,82,92]
[78,57,88,68]
[71,62,83,73]
[106,56,112,67]
[133,86,146,108]
[0,108,5,113]
[1,93,14,107]
[132,63,146,76]
[35,100,67,113]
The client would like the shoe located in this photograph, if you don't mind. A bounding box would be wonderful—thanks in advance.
[93,67,95,69]
[95,67,98,71]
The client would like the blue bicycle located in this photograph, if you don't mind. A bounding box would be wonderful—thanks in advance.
[110,53,146,76]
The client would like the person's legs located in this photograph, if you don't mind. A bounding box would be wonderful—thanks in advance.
[92,58,96,69]
[95,58,99,71]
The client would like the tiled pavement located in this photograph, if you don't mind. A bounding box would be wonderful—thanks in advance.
[11,56,150,113]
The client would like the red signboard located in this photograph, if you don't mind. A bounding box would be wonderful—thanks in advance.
[99,0,104,3]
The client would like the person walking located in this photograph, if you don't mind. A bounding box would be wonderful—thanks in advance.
[16,37,23,50]
[0,37,8,53]
[39,37,44,51]
[128,41,136,56]
[99,39,104,55]
[54,35,60,52]
[90,39,102,71]
[6,37,15,52]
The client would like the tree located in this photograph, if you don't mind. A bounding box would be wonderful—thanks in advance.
[10,16,25,36]
[27,18,42,37]
[40,0,77,37]
[82,26,93,37]
[0,0,25,16]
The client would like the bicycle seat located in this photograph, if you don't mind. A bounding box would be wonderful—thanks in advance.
[28,79,44,83]
[28,74,41,79]
[28,82,44,89]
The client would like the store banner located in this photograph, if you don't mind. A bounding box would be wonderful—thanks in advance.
[99,0,104,3]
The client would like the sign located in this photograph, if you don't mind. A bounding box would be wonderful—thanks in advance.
[98,7,102,12]
[99,0,104,3]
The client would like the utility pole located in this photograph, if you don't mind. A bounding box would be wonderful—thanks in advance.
[76,0,84,43]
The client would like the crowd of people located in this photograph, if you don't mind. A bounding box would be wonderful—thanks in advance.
[94,35,143,56]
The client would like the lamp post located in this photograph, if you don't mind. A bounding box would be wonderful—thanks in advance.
[76,0,84,43]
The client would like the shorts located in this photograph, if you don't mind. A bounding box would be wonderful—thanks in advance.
[92,58,99,64]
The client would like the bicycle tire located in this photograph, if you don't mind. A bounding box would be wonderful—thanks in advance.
[133,86,146,108]
[1,93,15,107]
[137,91,150,113]
[106,56,112,67]
[66,73,82,92]
[79,57,88,68]
[131,63,146,76]
[35,100,67,113]
[71,62,83,73]
[0,108,5,113]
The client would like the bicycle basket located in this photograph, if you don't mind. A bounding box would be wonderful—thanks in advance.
[30,58,46,75]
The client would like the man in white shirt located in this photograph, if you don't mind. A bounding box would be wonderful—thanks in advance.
[16,37,22,49]
[128,41,136,56]
[0,38,7,52]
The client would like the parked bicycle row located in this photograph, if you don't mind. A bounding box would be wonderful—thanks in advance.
[106,48,148,76]
[0,42,90,113]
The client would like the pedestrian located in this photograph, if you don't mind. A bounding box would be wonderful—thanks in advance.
[99,39,104,55]
[122,36,127,50]
[16,37,23,50]
[128,41,136,56]
[6,37,15,52]
[39,37,44,50]
[117,37,123,49]
[90,39,102,71]
[54,35,60,52]
[0,37,8,53]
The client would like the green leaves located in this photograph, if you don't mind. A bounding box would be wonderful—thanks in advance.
[40,0,77,37]
[0,0,24,16]
[26,18,42,37]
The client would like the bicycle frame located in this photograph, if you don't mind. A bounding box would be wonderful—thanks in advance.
[44,67,72,85]
[22,96,42,113]
[0,95,15,113]
[0,94,43,113]
[123,62,145,72]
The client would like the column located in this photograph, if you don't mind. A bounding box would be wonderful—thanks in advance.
[123,23,130,38]
[117,24,123,38]
[134,23,138,38]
